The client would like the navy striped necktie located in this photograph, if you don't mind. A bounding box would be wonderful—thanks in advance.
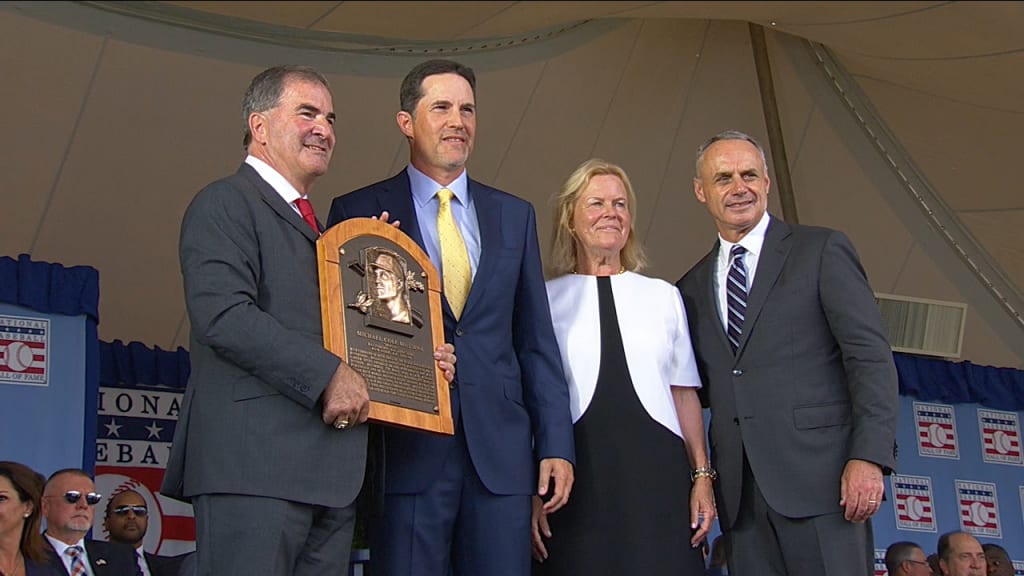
[726,245,748,353]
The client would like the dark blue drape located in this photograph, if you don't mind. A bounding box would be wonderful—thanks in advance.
[0,254,99,318]
[93,343,1024,412]
[0,253,100,472]
[99,339,190,390]
[895,352,1024,411]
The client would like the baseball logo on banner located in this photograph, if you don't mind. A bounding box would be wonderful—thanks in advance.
[1013,561,1024,576]
[892,474,936,532]
[95,385,195,555]
[0,314,49,385]
[915,402,959,459]
[978,409,1022,465]
[955,480,1000,538]
[873,549,887,576]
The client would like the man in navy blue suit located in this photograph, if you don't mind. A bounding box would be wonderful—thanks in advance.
[328,59,575,576]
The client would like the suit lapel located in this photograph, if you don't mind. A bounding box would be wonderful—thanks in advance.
[377,170,425,248]
[239,164,320,243]
[460,180,501,319]
[85,540,112,575]
[698,244,734,354]
[736,217,792,355]
[44,539,70,576]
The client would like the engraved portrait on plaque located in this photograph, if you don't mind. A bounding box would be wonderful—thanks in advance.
[318,218,453,435]
[347,247,422,334]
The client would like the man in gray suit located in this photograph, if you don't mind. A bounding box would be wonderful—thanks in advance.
[677,130,898,576]
[161,65,455,575]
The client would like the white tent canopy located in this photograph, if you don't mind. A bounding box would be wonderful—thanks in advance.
[2,1,1021,367]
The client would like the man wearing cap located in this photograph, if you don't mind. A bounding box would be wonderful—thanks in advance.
[368,250,412,324]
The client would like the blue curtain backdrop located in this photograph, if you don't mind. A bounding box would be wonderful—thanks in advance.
[0,253,99,476]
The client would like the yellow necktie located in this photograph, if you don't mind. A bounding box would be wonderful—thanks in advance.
[437,188,471,319]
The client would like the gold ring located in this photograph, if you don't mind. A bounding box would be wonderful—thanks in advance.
[868,499,878,504]
[334,419,350,430]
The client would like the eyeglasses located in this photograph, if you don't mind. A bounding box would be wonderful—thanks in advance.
[112,505,148,517]
[905,559,929,567]
[61,491,102,506]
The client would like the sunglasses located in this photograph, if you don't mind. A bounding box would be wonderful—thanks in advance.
[62,491,102,506]
[112,505,148,517]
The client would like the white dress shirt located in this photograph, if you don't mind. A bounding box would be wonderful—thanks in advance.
[245,155,310,217]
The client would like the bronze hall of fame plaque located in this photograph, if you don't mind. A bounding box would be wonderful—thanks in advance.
[318,218,453,435]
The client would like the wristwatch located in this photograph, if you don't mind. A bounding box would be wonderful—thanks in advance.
[691,466,718,481]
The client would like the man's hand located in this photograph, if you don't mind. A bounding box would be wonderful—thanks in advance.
[321,361,370,430]
[839,458,884,523]
[434,343,456,382]
[373,210,401,228]
[530,495,551,562]
[537,458,574,514]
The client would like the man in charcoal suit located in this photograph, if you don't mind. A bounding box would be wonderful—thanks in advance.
[677,129,898,576]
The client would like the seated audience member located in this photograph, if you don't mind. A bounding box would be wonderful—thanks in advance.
[884,541,932,575]
[926,553,941,575]
[41,469,140,575]
[104,489,186,576]
[982,543,1013,576]
[0,461,61,575]
[936,531,985,576]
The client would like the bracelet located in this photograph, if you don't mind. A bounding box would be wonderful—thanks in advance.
[691,466,718,481]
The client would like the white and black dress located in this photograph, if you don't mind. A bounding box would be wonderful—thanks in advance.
[535,272,705,575]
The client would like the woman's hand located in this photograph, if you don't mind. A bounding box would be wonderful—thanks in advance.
[689,476,717,547]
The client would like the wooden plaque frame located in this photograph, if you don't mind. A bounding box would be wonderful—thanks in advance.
[318,218,453,435]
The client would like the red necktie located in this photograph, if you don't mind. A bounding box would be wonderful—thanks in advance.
[294,198,320,235]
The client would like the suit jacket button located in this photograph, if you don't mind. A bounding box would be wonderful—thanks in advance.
[732,369,743,376]
[455,328,464,337]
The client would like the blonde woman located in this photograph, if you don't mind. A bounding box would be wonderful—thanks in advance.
[532,159,715,575]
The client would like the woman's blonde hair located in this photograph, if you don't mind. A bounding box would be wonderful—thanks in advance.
[548,158,646,277]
